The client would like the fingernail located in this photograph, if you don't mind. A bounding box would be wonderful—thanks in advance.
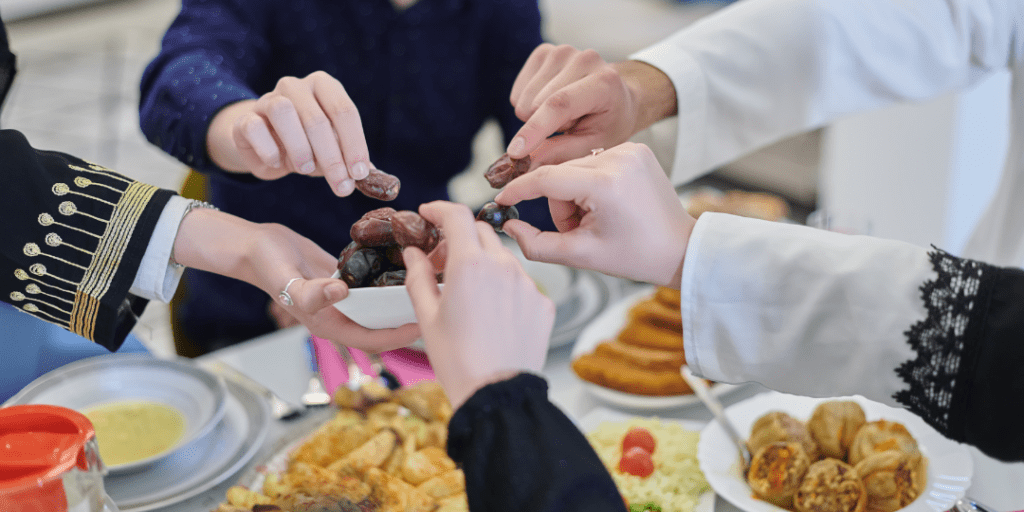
[325,283,346,301]
[352,161,369,180]
[300,161,316,174]
[337,179,355,196]
[507,137,525,157]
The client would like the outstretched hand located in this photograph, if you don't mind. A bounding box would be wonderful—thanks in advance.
[507,44,676,168]
[495,142,695,289]
[403,201,555,409]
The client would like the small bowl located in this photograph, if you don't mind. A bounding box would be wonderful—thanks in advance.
[3,354,227,474]
[334,284,444,329]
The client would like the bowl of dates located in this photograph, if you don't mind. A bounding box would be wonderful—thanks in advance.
[332,208,443,329]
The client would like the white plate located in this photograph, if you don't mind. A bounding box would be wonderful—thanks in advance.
[579,408,714,512]
[698,392,973,512]
[4,354,228,474]
[333,283,442,329]
[571,287,740,410]
[103,379,271,511]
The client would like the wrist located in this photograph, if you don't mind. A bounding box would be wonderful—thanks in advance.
[446,368,521,410]
[206,99,257,174]
[616,60,678,134]
[172,208,262,287]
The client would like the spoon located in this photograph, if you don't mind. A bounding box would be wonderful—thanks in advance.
[680,366,752,474]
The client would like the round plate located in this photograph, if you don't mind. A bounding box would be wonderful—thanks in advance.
[103,379,271,511]
[550,269,611,350]
[571,287,740,410]
[698,392,973,512]
[579,408,714,512]
[4,354,227,474]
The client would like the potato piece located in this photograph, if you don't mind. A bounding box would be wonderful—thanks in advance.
[402,447,457,485]
[436,493,470,512]
[396,381,452,423]
[328,429,398,476]
[225,486,274,508]
[290,419,375,469]
[261,473,287,499]
[365,467,436,512]
[215,505,254,512]
[417,469,465,500]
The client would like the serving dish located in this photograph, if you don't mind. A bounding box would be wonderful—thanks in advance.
[571,287,740,411]
[698,392,973,512]
[102,379,270,511]
[4,353,228,474]
[579,407,714,512]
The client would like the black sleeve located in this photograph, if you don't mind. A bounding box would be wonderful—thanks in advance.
[0,129,175,351]
[446,373,627,512]
[894,248,1024,462]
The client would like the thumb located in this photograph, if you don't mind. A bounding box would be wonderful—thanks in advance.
[289,277,349,315]
[403,247,441,323]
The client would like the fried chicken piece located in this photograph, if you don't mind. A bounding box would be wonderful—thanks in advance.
[807,401,867,460]
[616,318,684,351]
[848,420,920,465]
[854,450,927,512]
[289,417,374,469]
[794,459,867,512]
[747,442,812,509]
[277,462,375,512]
[395,381,453,423]
[627,298,683,332]
[436,493,470,512]
[225,486,274,509]
[748,411,821,461]
[571,353,693,396]
[592,340,685,373]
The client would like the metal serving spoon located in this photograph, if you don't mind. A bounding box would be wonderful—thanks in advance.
[680,366,752,474]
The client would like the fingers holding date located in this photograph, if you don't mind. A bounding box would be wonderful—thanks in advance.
[355,168,401,201]
[485,153,531,189]
[476,201,519,232]
[391,210,441,253]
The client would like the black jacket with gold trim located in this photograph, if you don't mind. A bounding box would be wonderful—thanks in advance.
[1,129,175,350]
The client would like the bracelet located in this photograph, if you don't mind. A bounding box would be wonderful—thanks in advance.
[169,199,220,269]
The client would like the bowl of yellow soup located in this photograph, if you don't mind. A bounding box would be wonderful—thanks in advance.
[3,354,227,474]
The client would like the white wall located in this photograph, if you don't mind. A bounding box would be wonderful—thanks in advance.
[0,0,102,20]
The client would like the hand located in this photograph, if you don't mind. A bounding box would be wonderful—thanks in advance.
[507,44,677,167]
[495,142,695,288]
[206,71,372,197]
[403,202,555,409]
[173,209,420,352]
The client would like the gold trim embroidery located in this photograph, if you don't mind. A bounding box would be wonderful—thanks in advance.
[39,212,102,238]
[44,233,93,255]
[69,164,133,184]
[59,201,108,223]
[70,181,159,339]
[52,183,116,206]
[29,263,80,286]
[22,243,89,271]
[25,283,74,305]
[74,176,123,194]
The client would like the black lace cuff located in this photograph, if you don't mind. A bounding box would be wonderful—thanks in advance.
[894,247,993,442]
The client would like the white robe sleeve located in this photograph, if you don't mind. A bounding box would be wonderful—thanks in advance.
[630,0,1024,183]
[680,213,935,408]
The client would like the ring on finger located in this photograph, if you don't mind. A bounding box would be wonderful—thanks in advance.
[278,277,302,306]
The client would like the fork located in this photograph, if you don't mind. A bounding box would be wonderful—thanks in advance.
[367,352,401,390]
[336,343,369,390]
[301,337,332,407]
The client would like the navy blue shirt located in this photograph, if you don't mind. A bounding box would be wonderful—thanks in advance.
[139,0,546,347]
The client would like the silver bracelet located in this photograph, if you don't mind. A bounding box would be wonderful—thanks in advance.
[169,199,220,269]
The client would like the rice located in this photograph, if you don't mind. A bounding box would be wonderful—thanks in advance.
[586,417,710,512]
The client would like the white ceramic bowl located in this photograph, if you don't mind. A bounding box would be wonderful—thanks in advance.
[333,283,443,329]
[4,354,228,474]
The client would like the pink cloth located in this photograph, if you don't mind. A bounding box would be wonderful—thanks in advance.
[310,336,434,394]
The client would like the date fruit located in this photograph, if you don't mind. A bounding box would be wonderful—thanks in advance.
[355,168,401,201]
[476,201,519,232]
[372,270,407,287]
[350,208,397,246]
[391,211,441,253]
[340,247,384,288]
[484,152,531,189]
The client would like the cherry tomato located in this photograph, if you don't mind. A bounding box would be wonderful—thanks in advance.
[618,446,655,477]
[622,427,656,455]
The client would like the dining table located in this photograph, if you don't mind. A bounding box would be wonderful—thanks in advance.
[150,274,1022,512]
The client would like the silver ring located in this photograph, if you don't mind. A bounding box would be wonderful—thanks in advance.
[278,277,302,306]
[590,148,605,157]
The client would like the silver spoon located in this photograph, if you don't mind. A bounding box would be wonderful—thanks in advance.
[205,361,305,420]
[681,366,752,474]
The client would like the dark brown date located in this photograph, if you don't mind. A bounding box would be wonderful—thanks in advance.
[340,247,384,287]
[350,218,394,246]
[336,241,362,272]
[476,201,519,232]
[484,153,531,189]
[355,168,401,201]
[391,211,440,253]
[385,244,405,267]
[372,270,407,287]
